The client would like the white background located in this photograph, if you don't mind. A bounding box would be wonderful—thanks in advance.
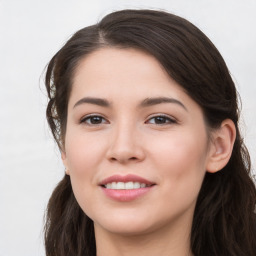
[0,0,255,255]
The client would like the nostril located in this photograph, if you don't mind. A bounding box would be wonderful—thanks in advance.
[109,156,138,163]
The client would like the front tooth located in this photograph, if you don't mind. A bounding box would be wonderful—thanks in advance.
[134,182,140,189]
[111,182,117,189]
[105,181,148,189]
[116,182,125,189]
[125,181,133,189]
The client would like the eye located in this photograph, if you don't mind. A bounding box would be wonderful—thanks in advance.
[80,115,108,125]
[146,115,177,125]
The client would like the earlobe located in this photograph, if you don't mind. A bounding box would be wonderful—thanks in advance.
[61,151,70,175]
[206,119,236,173]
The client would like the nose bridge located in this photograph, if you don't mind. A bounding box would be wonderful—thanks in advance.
[112,117,136,152]
[107,116,144,163]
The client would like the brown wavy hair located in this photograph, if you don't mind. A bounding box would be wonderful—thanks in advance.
[44,9,256,256]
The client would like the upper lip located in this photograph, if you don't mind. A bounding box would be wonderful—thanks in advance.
[99,174,155,186]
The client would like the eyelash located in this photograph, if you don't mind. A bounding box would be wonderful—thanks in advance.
[146,114,177,125]
[80,115,109,125]
[80,114,177,126]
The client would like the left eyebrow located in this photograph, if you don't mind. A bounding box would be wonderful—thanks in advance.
[139,97,188,111]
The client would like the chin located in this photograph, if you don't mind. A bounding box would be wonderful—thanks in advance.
[93,211,158,236]
[97,222,155,236]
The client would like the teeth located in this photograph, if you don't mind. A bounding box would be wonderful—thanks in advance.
[116,182,124,189]
[106,183,112,189]
[134,182,140,189]
[104,181,148,189]
[125,181,133,189]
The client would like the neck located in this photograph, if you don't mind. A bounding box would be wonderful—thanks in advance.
[94,213,194,256]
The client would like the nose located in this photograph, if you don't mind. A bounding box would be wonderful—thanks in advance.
[106,123,145,164]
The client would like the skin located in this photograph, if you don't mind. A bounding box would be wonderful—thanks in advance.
[62,48,236,256]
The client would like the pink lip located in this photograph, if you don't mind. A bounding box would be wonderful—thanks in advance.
[99,174,156,202]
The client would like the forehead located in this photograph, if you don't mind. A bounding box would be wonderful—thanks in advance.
[71,47,186,98]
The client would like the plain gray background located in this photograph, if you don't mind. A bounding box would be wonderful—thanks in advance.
[0,0,255,255]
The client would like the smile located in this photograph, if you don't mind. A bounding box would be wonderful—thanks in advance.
[99,174,156,201]
[104,181,151,189]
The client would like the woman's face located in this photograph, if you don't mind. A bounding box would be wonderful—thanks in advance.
[62,48,213,236]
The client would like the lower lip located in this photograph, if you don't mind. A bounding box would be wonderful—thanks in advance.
[100,186,154,202]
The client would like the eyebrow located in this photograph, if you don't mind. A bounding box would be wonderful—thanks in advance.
[73,96,187,111]
[73,97,110,108]
[140,97,188,111]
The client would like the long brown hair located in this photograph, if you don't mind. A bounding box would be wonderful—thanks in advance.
[44,9,256,256]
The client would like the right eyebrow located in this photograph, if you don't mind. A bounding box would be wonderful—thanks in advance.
[73,97,111,108]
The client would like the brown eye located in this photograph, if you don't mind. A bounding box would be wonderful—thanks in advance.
[81,115,108,125]
[147,115,176,125]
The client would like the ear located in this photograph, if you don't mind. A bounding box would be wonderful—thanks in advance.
[206,119,236,173]
[61,151,70,175]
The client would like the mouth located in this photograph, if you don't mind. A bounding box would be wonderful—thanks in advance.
[99,174,156,189]
[102,181,153,190]
[99,174,156,202]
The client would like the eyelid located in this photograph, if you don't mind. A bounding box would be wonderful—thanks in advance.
[80,113,109,125]
[145,114,177,125]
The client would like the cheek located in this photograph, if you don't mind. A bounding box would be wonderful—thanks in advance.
[64,132,106,217]
[148,132,207,217]
[65,130,106,175]
[149,130,208,188]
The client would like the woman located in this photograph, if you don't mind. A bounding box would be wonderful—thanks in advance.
[44,9,256,256]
